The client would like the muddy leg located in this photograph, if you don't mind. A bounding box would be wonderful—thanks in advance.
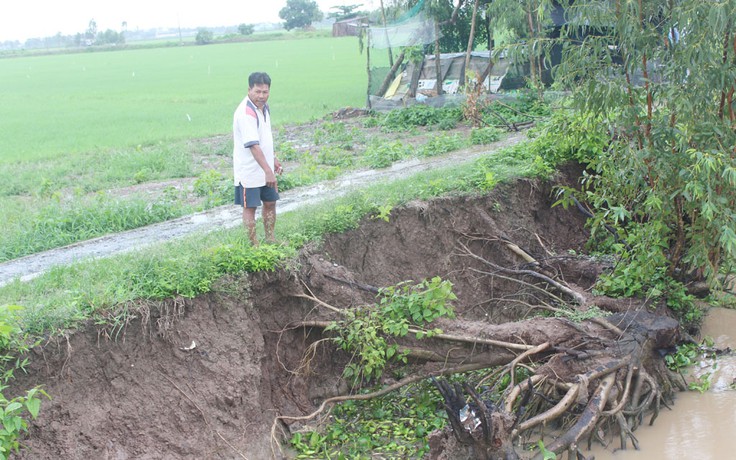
[243,206,259,246]
[263,201,276,243]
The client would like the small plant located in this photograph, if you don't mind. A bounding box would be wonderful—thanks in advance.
[688,373,712,394]
[380,105,462,132]
[312,121,359,149]
[275,141,300,161]
[417,133,468,158]
[0,305,50,460]
[329,277,456,383]
[537,440,557,460]
[317,146,353,167]
[362,141,410,169]
[470,126,502,145]
[290,379,447,459]
[193,169,223,197]
[664,343,700,372]
[372,204,393,222]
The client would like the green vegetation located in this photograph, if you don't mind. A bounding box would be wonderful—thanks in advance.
[290,379,447,459]
[0,131,555,335]
[1,97,544,263]
[664,338,718,393]
[3,0,734,451]
[0,306,49,459]
[329,277,456,383]
[0,36,364,163]
[551,0,736,307]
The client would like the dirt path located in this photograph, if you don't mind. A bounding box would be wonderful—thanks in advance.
[0,132,527,287]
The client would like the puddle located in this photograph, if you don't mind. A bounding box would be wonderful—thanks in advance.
[589,307,736,459]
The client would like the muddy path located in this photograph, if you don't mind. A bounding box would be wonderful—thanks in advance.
[0,132,526,287]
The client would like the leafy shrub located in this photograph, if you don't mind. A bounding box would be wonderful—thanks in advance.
[313,121,360,149]
[470,126,503,145]
[329,277,456,383]
[317,146,354,167]
[209,243,286,274]
[290,379,446,459]
[193,170,224,197]
[276,141,301,161]
[417,133,468,157]
[380,105,463,132]
[362,141,411,168]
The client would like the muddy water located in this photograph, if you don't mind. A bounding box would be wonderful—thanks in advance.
[589,307,736,459]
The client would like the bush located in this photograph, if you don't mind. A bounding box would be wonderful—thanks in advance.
[470,126,502,145]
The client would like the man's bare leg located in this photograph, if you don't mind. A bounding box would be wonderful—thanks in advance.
[243,206,259,246]
[262,201,277,243]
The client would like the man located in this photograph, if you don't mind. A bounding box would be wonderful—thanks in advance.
[233,72,283,245]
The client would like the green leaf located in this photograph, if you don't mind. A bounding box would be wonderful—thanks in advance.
[25,398,41,419]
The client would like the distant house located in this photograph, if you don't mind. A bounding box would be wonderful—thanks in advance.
[332,16,369,37]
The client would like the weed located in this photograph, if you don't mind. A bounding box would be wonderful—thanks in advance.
[329,277,456,383]
[0,305,50,459]
[689,373,712,393]
[276,141,301,161]
[537,440,557,459]
[470,126,503,145]
[317,146,354,167]
[379,105,463,132]
[664,339,716,374]
[290,379,447,459]
[372,204,393,222]
[417,133,468,158]
[312,121,361,149]
[362,141,411,169]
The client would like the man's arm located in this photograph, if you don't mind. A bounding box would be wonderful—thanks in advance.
[248,143,277,190]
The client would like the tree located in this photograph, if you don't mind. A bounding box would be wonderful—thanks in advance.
[279,0,324,31]
[96,29,124,45]
[237,23,255,35]
[552,0,736,296]
[195,28,214,44]
[86,19,97,41]
[327,4,364,21]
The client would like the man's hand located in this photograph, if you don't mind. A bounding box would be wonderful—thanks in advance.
[265,170,277,191]
[275,157,283,175]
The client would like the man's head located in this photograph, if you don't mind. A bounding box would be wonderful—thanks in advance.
[248,72,271,110]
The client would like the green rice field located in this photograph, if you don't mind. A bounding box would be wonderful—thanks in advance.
[0,36,367,163]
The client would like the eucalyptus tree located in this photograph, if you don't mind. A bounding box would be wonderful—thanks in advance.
[553,0,736,294]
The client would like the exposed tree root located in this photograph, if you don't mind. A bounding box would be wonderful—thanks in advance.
[271,239,686,459]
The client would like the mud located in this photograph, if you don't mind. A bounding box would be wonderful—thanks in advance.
[8,168,597,459]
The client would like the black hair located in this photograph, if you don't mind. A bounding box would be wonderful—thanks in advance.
[248,72,271,88]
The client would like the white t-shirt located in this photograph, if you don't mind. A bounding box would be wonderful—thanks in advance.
[233,96,274,187]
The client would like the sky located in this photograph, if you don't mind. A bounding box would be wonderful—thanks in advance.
[0,0,376,42]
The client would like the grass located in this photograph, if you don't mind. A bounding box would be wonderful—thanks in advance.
[0,36,367,262]
[0,99,539,263]
[0,136,550,336]
[0,36,365,163]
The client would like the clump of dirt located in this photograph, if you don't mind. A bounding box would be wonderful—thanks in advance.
[9,167,678,459]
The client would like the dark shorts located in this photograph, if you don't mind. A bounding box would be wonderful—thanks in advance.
[234,184,280,208]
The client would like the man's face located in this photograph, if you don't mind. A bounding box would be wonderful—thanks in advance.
[248,83,270,110]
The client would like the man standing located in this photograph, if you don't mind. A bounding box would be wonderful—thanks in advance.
[233,72,283,245]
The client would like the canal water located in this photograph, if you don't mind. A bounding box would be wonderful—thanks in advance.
[588,307,736,459]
